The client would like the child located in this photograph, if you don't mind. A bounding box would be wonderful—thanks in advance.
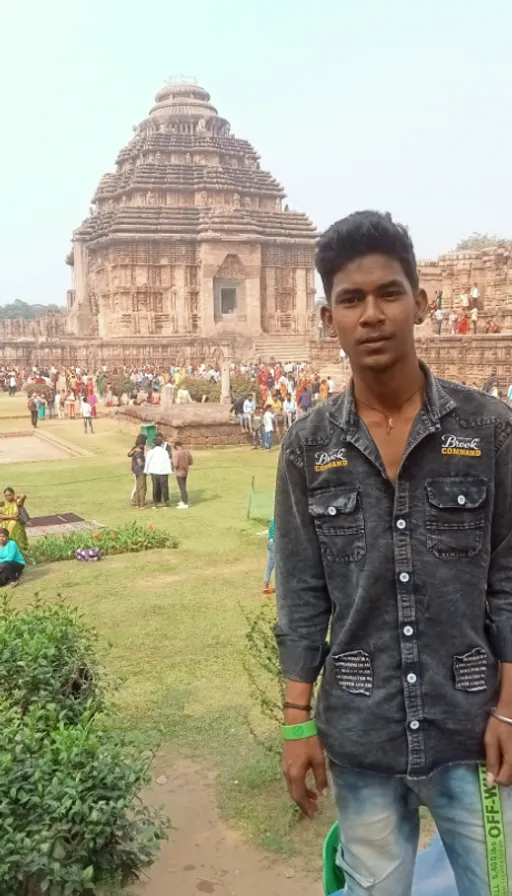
[263,518,275,595]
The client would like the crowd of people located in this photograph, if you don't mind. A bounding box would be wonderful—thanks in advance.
[230,362,336,450]
[429,283,503,336]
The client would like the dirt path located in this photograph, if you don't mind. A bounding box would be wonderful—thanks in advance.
[132,758,320,896]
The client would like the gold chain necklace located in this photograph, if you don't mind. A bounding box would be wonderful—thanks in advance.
[356,388,422,435]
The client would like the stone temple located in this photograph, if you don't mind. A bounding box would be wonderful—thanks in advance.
[66,80,317,355]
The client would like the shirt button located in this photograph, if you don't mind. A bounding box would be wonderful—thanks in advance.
[328,506,337,516]
[407,673,417,684]
[399,572,410,583]
[409,720,420,731]
[396,519,406,529]
[457,495,466,505]
[404,626,414,636]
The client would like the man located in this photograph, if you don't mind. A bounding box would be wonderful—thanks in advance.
[27,393,39,428]
[460,289,470,311]
[434,304,444,335]
[297,385,312,416]
[172,441,193,509]
[327,375,335,397]
[262,405,274,451]
[471,304,479,335]
[251,406,264,448]
[81,397,94,433]
[283,393,297,430]
[471,281,480,307]
[144,436,172,507]
[231,395,246,430]
[8,372,16,397]
[243,396,255,432]
[448,308,458,335]
[275,210,512,895]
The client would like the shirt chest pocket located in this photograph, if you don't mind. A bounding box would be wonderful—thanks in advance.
[425,477,487,559]
[309,487,366,564]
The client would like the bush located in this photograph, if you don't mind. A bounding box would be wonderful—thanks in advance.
[0,704,167,895]
[29,523,178,565]
[106,375,134,399]
[181,374,256,404]
[0,599,103,721]
[0,599,168,895]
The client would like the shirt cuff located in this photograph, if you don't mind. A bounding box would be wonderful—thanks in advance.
[275,631,328,683]
[487,621,512,663]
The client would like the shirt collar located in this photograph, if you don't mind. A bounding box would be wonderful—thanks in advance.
[329,361,456,432]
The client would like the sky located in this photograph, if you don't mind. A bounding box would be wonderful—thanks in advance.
[1,0,511,306]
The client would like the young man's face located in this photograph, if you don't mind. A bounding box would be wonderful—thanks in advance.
[322,254,427,373]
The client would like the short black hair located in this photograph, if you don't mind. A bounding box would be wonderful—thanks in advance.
[316,210,419,303]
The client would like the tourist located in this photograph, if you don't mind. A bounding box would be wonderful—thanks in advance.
[483,370,499,395]
[311,376,321,404]
[262,405,275,451]
[460,288,470,312]
[471,304,478,334]
[298,385,312,416]
[37,393,47,422]
[458,312,469,335]
[0,528,25,588]
[176,385,193,404]
[231,395,246,429]
[172,441,193,509]
[144,436,172,507]
[47,388,56,420]
[327,376,335,397]
[243,396,255,431]
[1,487,28,553]
[283,393,297,429]
[81,397,94,434]
[434,305,444,335]
[66,391,76,419]
[131,442,146,509]
[319,379,329,403]
[252,406,264,448]
[448,309,458,335]
[27,393,39,428]
[275,209,512,894]
[128,434,147,505]
[263,518,275,595]
[8,372,16,397]
[471,281,480,307]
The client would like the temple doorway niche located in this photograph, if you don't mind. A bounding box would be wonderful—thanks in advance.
[213,254,247,326]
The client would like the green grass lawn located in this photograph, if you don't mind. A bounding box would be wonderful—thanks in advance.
[0,393,336,868]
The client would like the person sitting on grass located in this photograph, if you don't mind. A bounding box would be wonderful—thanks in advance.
[1,487,28,553]
[0,527,25,588]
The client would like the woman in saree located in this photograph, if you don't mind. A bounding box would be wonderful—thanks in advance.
[1,487,28,553]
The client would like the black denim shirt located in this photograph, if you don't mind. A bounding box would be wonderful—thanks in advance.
[275,365,512,777]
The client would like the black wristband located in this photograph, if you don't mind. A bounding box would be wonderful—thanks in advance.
[283,701,312,713]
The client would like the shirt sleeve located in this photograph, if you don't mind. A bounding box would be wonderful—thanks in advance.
[274,442,331,683]
[487,429,512,661]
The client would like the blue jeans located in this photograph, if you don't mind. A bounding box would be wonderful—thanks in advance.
[330,762,512,895]
[263,430,273,450]
[264,540,274,585]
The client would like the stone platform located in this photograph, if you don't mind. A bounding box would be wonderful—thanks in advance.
[120,403,284,449]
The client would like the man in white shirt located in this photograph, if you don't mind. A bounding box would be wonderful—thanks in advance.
[8,373,16,397]
[460,291,469,310]
[471,305,478,334]
[81,399,94,434]
[262,406,275,451]
[144,436,172,507]
[243,397,255,431]
[471,282,480,306]
[435,307,444,335]
[283,394,297,430]
[327,376,335,396]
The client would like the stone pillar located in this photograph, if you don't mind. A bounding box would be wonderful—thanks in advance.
[220,356,231,404]
[295,268,308,334]
[162,382,175,410]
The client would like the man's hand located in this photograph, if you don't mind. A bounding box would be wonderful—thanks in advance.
[283,736,328,818]
[484,714,512,787]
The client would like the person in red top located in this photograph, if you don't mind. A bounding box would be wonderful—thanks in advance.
[458,313,469,335]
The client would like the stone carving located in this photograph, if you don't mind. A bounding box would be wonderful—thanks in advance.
[233,193,241,208]
[244,196,252,209]
[197,118,207,134]
[185,152,192,163]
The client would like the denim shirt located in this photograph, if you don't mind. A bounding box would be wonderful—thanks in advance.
[275,364,512,777]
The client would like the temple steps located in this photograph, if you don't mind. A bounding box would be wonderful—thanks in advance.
[253,335,310,362]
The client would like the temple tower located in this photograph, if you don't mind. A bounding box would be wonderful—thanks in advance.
[66,79,317,340]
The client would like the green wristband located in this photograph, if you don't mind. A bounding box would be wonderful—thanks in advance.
[478,763,509,896]
[282,720,318,740]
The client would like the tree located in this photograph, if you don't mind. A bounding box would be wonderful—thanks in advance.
[455,233,512,252]
[0,299,63,321]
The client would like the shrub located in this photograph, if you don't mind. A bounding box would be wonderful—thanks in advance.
[29,523,178,565]
[243,600,284,754]
[0,599,103,721]
[180,374,255,404]
[230,374,256,401]
[106,375,134,399]
[0,704,168,895]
